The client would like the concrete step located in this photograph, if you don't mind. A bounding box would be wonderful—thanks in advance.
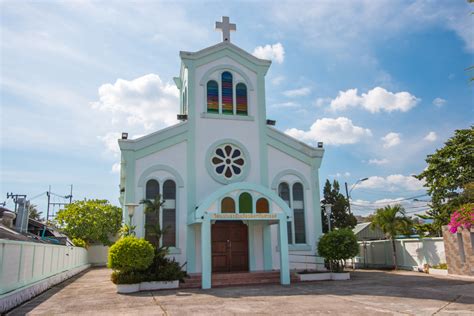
[179,271,300,288]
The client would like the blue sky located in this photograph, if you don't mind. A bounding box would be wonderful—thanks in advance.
[1,1,473,218]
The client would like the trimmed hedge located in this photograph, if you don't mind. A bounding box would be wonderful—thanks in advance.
[108,236,154,272]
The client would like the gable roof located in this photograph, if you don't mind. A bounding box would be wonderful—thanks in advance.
[353,222,372,235]
[180,42,272,69]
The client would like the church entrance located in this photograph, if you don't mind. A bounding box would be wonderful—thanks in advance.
[211,221,249,272]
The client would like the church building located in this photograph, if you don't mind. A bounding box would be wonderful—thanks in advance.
[118,17,325,289]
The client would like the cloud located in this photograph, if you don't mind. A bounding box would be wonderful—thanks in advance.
[356,174,425,191]
[351,198,430,216]
[283,87,311,97]
[97,132,122,157]
[252,42,285,64]
[329,87,419,113]
[272,101,300,108]
[432,97,446,107]
[111,162,121,174]
[271,75,285,85]
[424,131,437,142]
[314,97,331,107]
[368,158,389,165]
[91,74,179,131]
[330,172,351,178]
[381,132,401,148]
[285,117,372,146]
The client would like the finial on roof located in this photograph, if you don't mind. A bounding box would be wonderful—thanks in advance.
[215,16,236,43]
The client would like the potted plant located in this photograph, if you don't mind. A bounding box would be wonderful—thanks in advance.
[317,228,359,280]
[108,236,154,293]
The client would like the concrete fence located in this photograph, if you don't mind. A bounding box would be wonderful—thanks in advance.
[355,237,446,269]
[0,239,89,313]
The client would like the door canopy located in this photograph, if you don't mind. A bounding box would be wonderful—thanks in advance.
[191,182,292,224]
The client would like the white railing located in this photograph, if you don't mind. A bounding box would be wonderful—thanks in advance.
[0,239,88,295]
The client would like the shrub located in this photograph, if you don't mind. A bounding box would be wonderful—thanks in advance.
[108,236,154,272]
[72,238,87,248]
[111,271,145,285]
[317,229,359,272]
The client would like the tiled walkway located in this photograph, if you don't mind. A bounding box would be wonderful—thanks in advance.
[8,267,474,315]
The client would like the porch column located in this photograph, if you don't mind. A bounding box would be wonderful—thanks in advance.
[278,218,290,285]
[263,223,272,270]
[201,219,212,289]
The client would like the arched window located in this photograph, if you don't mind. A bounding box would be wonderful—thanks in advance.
[278,182,292,244]
[145,180,160,245]
[256,198,269,213]
[207,80,219,113]
[292,182,306,244]
[236,83,247,115]
[146,179,159,200]
[162,180,176,247]
[221,71,233,114]
[221,197,235,213]
[239,192,252,213]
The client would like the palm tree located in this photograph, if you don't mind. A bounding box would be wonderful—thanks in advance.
[28,204,43,221]
[371,204,412,270]
[140,194,166,250]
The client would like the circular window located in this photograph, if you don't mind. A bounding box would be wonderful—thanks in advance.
[206,140,250,184]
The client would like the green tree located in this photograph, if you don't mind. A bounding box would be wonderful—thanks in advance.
[317,228,359,272]
[370,204,412,270]
[416,127,474,235]
[321,179,357,233]
[28,204,43,221]
[55,199,122,246]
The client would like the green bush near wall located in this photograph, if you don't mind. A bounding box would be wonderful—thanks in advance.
[108,236,154,272]
[317,229,359,272]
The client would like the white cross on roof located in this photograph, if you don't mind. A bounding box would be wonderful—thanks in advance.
[215,16,236,43]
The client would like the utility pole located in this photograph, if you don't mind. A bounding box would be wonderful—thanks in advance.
[344,182,351,214]
[6,192,27,213]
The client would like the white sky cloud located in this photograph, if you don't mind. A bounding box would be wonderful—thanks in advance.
[252,42,285,64]
[330,172,351,178]
[271,75,285,85]
[272,101,300,108]
[111,162,121,174]
[91,74,179,131]
[424,131,437,142]
[381,132,401,148]
[356,174,425,192]
[285,117,372,146]
[368,158,389,165]
[329,87,419,113]
[283,87,311,97]
[432,97,446,107]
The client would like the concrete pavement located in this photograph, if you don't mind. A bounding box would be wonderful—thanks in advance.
[7,267,474,315]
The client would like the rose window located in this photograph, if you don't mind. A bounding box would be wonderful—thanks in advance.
[211,144,245,179]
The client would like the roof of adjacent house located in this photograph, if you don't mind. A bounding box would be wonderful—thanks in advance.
[353,222,372,235]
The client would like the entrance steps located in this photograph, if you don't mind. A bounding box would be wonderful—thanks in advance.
[180,271,300,289]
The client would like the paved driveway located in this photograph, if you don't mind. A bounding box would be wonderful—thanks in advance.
[8,267,474,315]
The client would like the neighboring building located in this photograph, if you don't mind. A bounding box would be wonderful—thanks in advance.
[443,226,474,276]
[118,17,325,289]
[353,222,385,241]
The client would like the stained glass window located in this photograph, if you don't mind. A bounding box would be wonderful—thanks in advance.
[162,180,176,247]
[145,180,160,245]
[207,80,219,113]
[221,71,233,114]
[211,144,245,179]
[239,192,252,213]
[221,197,236,213]
[256,198,269,213]
[236,83,247,115]
[293,183,306,244]
[278,182,292,244]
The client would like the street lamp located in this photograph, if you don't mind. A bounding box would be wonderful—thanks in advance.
[323,204,333,232]
[125,203,139,226]
[345,177,369,214]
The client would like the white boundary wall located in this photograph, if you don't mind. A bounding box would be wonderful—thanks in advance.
[355,238,446,269]
[0,239,89,313]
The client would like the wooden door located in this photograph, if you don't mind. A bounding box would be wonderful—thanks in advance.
[211,221,249,272]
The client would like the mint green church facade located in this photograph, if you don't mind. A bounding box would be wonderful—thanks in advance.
[118,17,325,289]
